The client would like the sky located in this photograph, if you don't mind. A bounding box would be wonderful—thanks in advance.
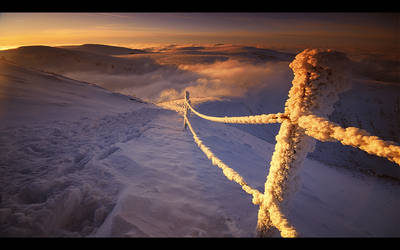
[0,12,398,54]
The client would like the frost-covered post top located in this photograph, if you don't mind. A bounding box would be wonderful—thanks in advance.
[286,48,350,122]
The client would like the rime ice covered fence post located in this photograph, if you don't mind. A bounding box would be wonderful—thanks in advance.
[256,49,351,237]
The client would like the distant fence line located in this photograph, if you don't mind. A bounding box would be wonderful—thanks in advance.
[182,49,400,238]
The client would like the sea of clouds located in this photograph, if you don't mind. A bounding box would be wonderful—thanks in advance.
[63,44,295,104]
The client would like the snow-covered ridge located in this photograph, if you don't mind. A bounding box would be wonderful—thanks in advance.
[0,45,160,76]
[58,44,148,56]
[0,58,149,125]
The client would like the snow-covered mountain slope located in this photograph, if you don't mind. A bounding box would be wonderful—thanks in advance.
[0,45,189,103]
[58,44,147,56]
[0,45,160,76]
[0,59,147,125]
[1,58,399,237]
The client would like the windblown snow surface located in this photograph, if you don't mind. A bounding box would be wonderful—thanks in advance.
[0,45,399,237]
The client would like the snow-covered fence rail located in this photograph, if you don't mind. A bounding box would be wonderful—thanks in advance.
[183,113,263,205]
[185,99,289,125]
[182,49,400,238]
[298,115,400,166]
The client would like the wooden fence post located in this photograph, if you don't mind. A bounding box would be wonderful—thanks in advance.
[256,49,350,237]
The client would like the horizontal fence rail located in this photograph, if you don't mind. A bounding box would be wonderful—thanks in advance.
[298,115,400,166]
[185,101,289,124]
[181,49,400,238]
[184,98,400,166]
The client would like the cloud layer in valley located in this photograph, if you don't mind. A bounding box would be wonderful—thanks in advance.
[1,43,397,106]
[42,44,294,105]
[156,59,292,103]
